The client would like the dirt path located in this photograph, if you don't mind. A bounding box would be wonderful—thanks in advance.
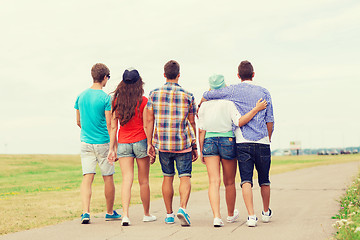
[2,161,360,240]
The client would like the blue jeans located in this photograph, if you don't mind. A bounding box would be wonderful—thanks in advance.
[117,138,148,159]
[236,143,271,187]
[202,137,236,160]
[159,151,192,178]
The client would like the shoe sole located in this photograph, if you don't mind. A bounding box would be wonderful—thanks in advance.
[143,218,157,222]
[177,213,190,226]
[105,218,121,221]
[214,224,224,227]
[165,221,175,224]
[122,222,130,226]
[246,223,257,227]
[81,218,90,224]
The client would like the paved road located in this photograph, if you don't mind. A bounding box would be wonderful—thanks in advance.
[2,161,360,240]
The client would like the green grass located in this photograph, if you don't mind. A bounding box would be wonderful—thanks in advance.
[1,153,360,235]
[332,172,360,239]
[0,155,82,197]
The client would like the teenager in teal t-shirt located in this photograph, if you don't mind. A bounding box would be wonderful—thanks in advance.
[74,63,121,224]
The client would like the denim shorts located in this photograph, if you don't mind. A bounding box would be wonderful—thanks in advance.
[80,142,115,176]
[202,137,236,160]
[159,151,192,178]
[236,143,271,187]
[117,138,148,159]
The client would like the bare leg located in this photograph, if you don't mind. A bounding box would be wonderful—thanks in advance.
[162,176,174,214]
[179,176,191,209]
[221,159,237,216]
[103,175,115,214]
[242,182,255,216]
[204,156,221,218]
[119,157,134,217]
[81,173,95,213]
[136,156,151,216]
[261,185,270,212]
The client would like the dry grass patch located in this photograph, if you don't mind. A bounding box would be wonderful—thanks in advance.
[1,153,359,235]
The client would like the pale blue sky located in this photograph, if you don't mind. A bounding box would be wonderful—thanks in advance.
[0,0,359,154]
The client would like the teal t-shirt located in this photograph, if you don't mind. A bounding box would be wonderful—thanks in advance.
[205,130,234,139]
[74,88,111,144]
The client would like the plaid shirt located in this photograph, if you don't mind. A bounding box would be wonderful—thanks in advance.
[147,82,196,151]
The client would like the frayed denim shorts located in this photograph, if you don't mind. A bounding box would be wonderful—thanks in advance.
[117,138,148,159]
[202,137,236,160]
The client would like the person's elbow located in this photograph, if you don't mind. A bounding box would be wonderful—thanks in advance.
[238,118,248,127]
[145,114,154,126]
[146,120,154,130]
[188,116,196,126]
[110,122,117,132]
[266,122,274,129]
[143,122,149,132]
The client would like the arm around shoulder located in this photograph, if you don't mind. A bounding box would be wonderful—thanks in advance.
[234,99,267,127]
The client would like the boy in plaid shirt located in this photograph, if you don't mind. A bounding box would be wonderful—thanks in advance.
[144,60,198,226]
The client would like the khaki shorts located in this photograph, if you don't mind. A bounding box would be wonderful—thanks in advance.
[80,142,115,176]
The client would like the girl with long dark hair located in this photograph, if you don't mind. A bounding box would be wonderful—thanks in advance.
[108,68,156,226]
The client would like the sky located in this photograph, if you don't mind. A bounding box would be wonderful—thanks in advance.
[0,0,359,154]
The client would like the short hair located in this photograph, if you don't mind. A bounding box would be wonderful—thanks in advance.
[238,61,254,80]
[91,63,110,83]
[164,60,180,80]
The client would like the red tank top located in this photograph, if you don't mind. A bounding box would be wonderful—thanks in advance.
[117,96,148,143]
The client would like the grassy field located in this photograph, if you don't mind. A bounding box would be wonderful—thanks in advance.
[1,154,360,235]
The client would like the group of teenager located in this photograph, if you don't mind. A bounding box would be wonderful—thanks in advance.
[74,59,274,228]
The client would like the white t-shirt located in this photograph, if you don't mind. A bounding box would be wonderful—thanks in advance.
[234,128,270,144]
[198,100,241,132]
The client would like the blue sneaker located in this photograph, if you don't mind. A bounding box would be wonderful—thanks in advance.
[105,210,122,221]
[177,208,190,226]
[165,215,175,224]
[81,213,90,224]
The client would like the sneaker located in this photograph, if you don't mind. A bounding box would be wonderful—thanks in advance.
[143,215,157,222]
[227,209,239,223]
[165,214,175,224]
[261,208,272,223]
[121,216,131,226]
[246,216,258,227]
[213,217,224,227]
[105,210,122,221]
[177,208,191,226]
[81,213,90,224]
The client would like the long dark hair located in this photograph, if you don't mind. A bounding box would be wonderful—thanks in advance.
[112,77,144,126]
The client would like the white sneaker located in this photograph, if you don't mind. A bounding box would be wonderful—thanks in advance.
[227,209,239,223]
[122,216,130,226]
[246,216,258,227]
[213,217,224,227]
[261,208,272,223]
[143,215,157,222]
